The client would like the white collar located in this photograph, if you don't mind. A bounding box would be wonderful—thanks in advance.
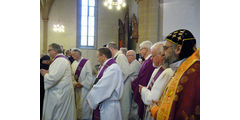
[131,59,137,64]
[114,51,122,58]
[102,58,111,67]
[57,53,64,56]
[155,65,163,70]
[76,57,83,62]
[54,53,64,59]
[145,54,151,60]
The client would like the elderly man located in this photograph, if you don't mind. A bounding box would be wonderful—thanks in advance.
[66,49,74,64]
[107,42,131,120]
[87,48,124,120]
[40,43,75,120]
[71,48,93,120]
[131,40,155,119]
[138,43,174,120]
[150,29,200,120]
[126,50,142,120]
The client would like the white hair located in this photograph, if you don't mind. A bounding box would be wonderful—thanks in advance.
[158,41,166,45]
[71,48,82,56]
[151,42,164,55]
[139,40,153,51]
[127,50,136,58]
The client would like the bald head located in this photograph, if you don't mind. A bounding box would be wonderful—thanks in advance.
[126,50,136,63]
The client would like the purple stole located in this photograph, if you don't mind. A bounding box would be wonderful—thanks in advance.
[74,58,88,82]
[131,56,155,119]
[92,58,116,120]
[53,54,70,63]
[148,67,165,90]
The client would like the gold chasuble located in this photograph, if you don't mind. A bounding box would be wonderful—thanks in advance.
[151,49,200,120]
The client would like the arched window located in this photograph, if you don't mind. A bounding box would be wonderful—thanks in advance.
[77,0,97,49]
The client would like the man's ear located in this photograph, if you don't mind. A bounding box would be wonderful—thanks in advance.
[175,45,182,55]
[102,54,107,59]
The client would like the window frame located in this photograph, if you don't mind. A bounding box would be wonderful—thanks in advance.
[77,0,98,49]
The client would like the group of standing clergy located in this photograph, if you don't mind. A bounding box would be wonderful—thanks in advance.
[40,29,200,120]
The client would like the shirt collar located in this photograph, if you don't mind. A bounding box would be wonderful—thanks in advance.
[102,58,111,66]
[76,57,82,62]
[131,59,137,64]
[145,54,151,60]
[169,58,186,72]
[54,53,64,58]
[57,53,64,56]
[114,51,122,58]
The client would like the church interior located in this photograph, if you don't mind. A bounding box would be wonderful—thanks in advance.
[3,0,240,119]
[40,0,200,72]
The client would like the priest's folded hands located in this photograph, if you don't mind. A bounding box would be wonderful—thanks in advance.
[138,85,146,93]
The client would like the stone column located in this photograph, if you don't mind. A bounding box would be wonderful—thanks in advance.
[42,18,48,53]
[137,0,160,51]
[40,0,55,53]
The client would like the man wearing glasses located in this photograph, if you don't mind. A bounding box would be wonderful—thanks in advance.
[131,40,155,120]
[139,42,173,120]
[126,50,142,120]
[150,29,200,120]
[40,43,76,120]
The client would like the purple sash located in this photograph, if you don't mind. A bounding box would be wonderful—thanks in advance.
[92,58,116,120]
[53,54,70,63]
[148,67,165,90]
[74,58,88,82]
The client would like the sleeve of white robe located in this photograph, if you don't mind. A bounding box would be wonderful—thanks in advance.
[80,60,93,90]
[130,60,141,81]
[87,65,123,109]
[140,69,174,105]
[44,58,69,90]
[116,54,130,81]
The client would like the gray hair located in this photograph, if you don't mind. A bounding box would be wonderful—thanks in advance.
[151,42,164,55]
[127,50,136,58]
[107,42,118,50]
[65,49,71,53]
[139,40,153,51]
[120,47,128,55]
[72,48,82,56]
[49,43,63,53]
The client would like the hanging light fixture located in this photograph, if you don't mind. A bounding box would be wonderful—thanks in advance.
[103,0,126,10]
[53,24,65,32]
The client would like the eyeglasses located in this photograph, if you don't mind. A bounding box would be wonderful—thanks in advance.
[126,55,134,57]
[48,49,53,52]
[152,53,164,58]
[163,46,173,50]
[139,48,146,51]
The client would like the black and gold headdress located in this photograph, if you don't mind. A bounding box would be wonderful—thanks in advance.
[166,29,195,45]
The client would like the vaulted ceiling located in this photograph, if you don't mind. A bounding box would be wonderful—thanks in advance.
[40,0,55,20]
